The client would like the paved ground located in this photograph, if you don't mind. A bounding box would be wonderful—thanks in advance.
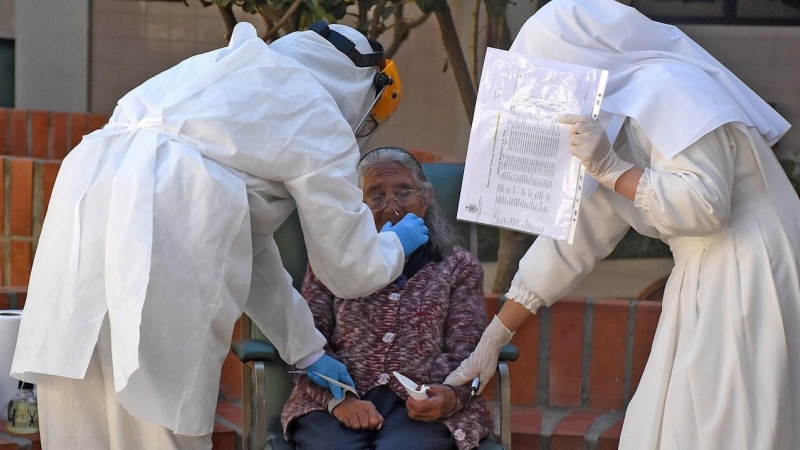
[481,258,674,299]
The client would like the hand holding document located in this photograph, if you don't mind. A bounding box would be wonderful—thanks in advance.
[458,48,608,244]
[392,371,429,400]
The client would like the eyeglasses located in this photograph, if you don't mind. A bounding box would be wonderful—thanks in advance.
[365,186,427,211]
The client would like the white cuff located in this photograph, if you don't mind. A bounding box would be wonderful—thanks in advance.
[327,396,346,413]
[633,168,654,212]
[505,284,547,314]
[327,391,359,413]
[295,349,326,370]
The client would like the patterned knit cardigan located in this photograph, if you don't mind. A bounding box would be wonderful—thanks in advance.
[281,247,494,450]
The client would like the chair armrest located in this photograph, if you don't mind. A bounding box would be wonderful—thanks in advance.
[231,339,277,363]
[498,343,519,362]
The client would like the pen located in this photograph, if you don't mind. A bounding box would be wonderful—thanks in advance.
[470,377,480,396]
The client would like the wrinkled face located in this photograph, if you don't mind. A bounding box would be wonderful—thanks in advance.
[361,161,431,231]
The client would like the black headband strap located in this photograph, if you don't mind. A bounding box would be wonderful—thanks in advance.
[310,20,385,68]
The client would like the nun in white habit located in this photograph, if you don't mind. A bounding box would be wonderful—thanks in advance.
[446,0,800,448]
[10,22,428,449]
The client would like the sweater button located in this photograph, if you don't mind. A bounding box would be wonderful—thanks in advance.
[378,373,390,385]
[389,293,400,301]
[383,332,395,343]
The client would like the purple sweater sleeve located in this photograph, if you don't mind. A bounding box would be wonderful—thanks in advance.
[429,254,488,413]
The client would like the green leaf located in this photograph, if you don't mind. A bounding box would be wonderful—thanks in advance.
[415,0,437,14]
[329,1,348,19]
[242,0,260,13]
[303,0,320,13]
[298,12,315,30]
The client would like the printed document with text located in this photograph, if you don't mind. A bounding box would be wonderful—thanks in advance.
[457,48,608,244]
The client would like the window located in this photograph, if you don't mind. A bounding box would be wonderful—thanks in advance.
[0,39,13,108]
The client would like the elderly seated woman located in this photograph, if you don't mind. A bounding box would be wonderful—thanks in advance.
[281,147,493,450]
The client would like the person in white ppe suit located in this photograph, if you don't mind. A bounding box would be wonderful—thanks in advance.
[446,1,800,448]
[10,21,428,450]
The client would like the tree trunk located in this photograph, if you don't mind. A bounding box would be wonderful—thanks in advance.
[432,0,477,122]
[217,4,238,41]
[492,230,535,293]
[487,3,528,294]
[425,0,542,293]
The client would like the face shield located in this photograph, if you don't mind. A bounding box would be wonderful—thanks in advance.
[309,21,403,150]
[354,59,402,150]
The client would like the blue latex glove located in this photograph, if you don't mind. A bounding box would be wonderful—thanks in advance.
[305,354,356,399]
[380,213,429,256]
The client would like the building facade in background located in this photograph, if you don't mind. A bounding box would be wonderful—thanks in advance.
[1,0,799,161]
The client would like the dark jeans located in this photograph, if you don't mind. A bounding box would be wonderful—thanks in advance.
[290,386,456,450]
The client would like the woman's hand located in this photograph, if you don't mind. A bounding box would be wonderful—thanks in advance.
[331,396,384,430]
[444,316,514,394]
[406,385,457,421]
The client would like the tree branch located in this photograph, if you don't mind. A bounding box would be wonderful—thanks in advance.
[386,3,408,58]
[357,0,370,32]
[256,6,277,36]
[262,0,304,42]
[432,0,476,122]
[217,3,238,41]
[369,0,388,39]
[472,0,480,85]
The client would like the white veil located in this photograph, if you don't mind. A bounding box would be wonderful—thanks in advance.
[510,0,790,158]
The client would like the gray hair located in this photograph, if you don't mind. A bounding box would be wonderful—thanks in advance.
[357,147,460,257]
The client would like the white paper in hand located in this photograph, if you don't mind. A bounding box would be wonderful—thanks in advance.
[392,371,429,400]
[457,47,609,244]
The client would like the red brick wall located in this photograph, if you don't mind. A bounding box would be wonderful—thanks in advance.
[0,108,108,160]
[0,108,108,287]
[407,148,442,163]
[485,294,661,410]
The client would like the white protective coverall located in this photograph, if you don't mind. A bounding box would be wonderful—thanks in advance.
[505,1,800,448]
[10,22,407,441]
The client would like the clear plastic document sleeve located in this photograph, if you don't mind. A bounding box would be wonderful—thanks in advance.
[457,48,608,244]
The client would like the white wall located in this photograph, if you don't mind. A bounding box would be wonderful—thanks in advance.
[366,3,472,161]
[15,0,90,112]
[83,1,800,161]
[679,24,800,159]
[91,0,241,112]
[0,0,14,39]
[89,0,470,160]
